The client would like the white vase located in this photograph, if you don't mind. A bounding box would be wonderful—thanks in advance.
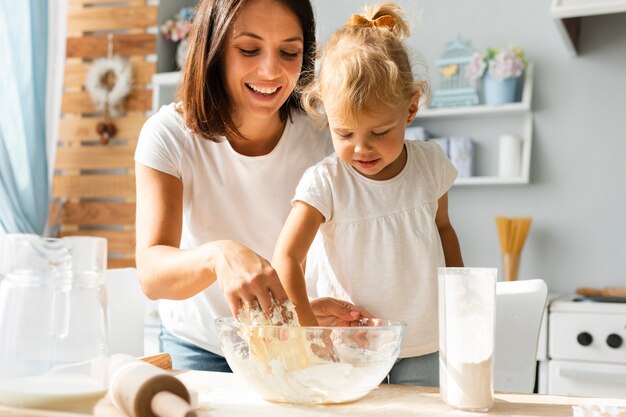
[176,39,189,69]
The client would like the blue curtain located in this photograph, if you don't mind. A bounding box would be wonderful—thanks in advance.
[0,0,49,234]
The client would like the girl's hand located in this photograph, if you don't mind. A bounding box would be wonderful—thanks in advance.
[212,241,289,320]
[310,297,375,327]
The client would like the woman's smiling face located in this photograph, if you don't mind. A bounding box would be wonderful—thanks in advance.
[222,0,304,124]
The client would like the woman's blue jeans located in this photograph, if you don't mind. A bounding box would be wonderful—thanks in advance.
[159,326,232,372]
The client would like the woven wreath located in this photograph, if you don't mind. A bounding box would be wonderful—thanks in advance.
[85,57,132,116]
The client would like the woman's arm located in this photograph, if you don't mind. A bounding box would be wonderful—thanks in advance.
[435,193,464,267]
[135,163,288,318]
[272,201,324,326]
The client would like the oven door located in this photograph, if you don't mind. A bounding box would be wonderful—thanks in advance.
[548,360,626,399]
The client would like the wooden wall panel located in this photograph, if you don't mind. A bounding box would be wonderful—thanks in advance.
[67,6,157,33]
[61,89,152,113]
[55,147,135,170]
[64,60,154,88]
[58,114,145,143]
[60,230,135,254]
[66,34,156,59]
[52,0,156,268]
[52,175,135,199]
[51,202,135,226]
[69,0,147,5]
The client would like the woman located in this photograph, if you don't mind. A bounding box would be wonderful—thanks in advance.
[134,0,369,371]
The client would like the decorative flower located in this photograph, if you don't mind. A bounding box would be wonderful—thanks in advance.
[467,46,526,82]
[160,7,195,42]
[85,57,132,116]
[467,52,487,83]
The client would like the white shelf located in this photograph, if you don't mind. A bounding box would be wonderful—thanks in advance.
[415,65,534,187]
[419,101,528,119]
[151,71,182,112]
[455,175,529,186]
[153,71,181,86]
[551,0,626,18]
[453,113,533,186]
[419,65,533,120]
[550,0,626,56]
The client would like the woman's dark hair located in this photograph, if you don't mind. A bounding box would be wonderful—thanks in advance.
[176,0,316,142]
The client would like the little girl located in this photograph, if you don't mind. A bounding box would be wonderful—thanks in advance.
[271,3,464,386]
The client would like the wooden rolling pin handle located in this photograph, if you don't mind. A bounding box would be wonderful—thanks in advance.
[151,391,196,417]
[110,356,192,417]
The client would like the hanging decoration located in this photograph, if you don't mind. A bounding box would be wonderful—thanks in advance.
[85,33,133,145]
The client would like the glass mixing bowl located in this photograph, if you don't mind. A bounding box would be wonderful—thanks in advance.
[215,317,405,405]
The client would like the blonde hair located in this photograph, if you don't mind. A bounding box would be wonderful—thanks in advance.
[302,3,428,126]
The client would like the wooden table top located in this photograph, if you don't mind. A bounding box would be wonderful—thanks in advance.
[2,370,626,417]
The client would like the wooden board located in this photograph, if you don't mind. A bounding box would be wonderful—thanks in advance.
[52,175,135,199]
[69,0,148,5]
[64,59,155,88]
[67,5,157,33]
[50,201,135,226]
[55,147,135,170]
[66,33,156,59]
[60,229,135,254]
[2,375,626,417]
[52,0,156,268]
[61,89,152,113]
[58,113,146,144]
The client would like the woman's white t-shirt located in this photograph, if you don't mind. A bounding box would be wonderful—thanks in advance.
[294,140,457,358]
[135,103,332,354]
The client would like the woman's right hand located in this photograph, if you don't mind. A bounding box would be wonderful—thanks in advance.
[212,240,289,320]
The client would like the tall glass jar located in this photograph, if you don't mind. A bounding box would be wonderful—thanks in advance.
[0,235,109,413]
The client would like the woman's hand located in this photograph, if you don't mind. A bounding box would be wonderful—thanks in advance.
[310,297,375,327]
[212,241,289,320]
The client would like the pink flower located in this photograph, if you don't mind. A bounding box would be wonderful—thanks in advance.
[467,52,487,83]
[488,49,525,80]
[159,8,194,42]
[466,46,526,82]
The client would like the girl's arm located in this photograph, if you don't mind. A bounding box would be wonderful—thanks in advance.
[435,193,464,267]
[272,201,325,326]
[135,163,288,318]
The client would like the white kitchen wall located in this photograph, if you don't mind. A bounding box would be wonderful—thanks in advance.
[312,0,626,293]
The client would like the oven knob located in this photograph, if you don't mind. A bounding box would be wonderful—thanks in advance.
[606,334,623,349]
[577,332,593,346]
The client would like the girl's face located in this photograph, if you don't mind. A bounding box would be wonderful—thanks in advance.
[327,97,419,181]
[223,0,304,124]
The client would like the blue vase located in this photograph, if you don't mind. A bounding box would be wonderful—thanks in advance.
[483,74,519,105]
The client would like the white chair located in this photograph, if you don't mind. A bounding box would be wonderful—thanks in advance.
[494,279,548,393]
[105,268,149,357]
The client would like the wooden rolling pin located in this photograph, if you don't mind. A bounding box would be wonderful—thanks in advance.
[576,287,626,298]
[109,354,196,417]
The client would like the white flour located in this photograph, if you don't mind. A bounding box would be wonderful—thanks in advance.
[440,356,494,411]
[228,352,394,404]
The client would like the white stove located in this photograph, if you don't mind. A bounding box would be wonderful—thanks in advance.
[545,295,626,398]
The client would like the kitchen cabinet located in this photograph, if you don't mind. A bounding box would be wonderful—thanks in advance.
[551,0,626,56]
[415,64,534,186]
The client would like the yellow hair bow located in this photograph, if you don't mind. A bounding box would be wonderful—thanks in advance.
[346,14,397,30]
